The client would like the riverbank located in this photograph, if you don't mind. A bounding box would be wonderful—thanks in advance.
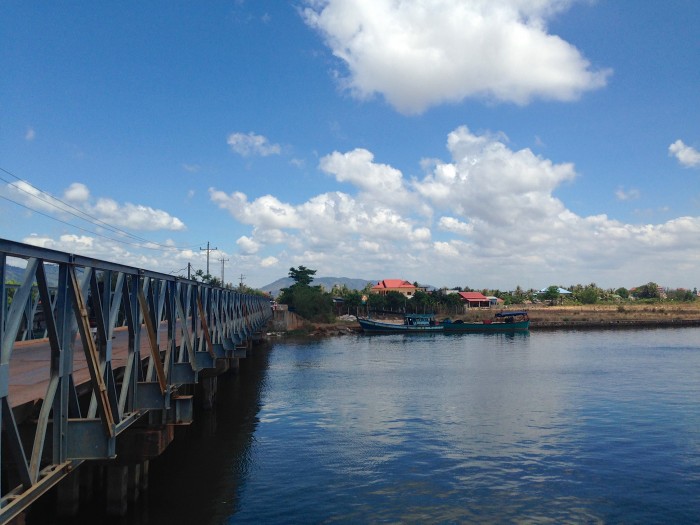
[295,303,700,336]
[525,303,700,330]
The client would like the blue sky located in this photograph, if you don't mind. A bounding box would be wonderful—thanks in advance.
[1,1,699,290]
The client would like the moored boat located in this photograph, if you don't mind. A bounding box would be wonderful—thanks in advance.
[358,313,444,333]
[441,311,530,332]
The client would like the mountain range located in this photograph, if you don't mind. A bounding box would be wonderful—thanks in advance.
[4,264,60,286]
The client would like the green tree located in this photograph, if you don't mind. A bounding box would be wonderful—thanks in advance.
[288,265,316,286]
[540,285,561,306]
[192,269,222,287]
[5,280,21,305]
[277,266,334,322]
[385,291,408,311]
[615,287,629,299]
[287,285,334,322]
[367,292,387,312]
[578,287,598,304]
[331,283,350,297]
[410,290,435,313]
[440,292,465,314]
[511,285,527,304]
[341,290,364,315]
[667,288,696,302]
[634,282,660,300]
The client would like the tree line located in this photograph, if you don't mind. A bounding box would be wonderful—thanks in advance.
[275,267,698,322]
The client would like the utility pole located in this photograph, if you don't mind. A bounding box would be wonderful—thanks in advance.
[239,274,245,290]
[219,257,229,285]
[200,241,218,276]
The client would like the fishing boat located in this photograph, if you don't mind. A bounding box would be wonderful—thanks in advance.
[358,313,444,333]
[441,311,530,332]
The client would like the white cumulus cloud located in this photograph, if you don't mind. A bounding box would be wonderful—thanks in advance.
[615,187,640,201]
[227,132,282,157]
[209,126,700,289]
[92,199,186,231]
[64,182,90,202]
[3,180,186,232]
[302,0,611,114]
[237,235,261,254]
[669,139,700,168]
[318,148,418,210]
[261,256,279,268]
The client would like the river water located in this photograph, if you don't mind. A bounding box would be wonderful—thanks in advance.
[44,328,700,524]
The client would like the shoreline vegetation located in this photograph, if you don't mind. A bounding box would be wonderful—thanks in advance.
[283,304,700,337]
[273,266,699,337]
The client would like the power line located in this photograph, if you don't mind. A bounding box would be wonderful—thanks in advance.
[1,170,136,238]
[0,194,162,249]
[0,166,204,251]
[0,167,169,246]
[169,266,190,275]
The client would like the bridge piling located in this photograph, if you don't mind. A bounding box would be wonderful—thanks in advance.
[56,470,80,517]
[106,465,128,517]
[200,376,218,410]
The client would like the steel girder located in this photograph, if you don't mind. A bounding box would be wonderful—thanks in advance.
[0,239,272,522]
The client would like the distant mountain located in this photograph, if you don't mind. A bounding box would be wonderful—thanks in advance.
[261,276,376,297]
[4,264,26,283]
[4,263,59,287]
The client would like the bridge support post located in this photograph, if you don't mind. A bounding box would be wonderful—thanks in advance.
[80,465,97,503]
[140,460,150,492]
[128,463,142,503]
[56,470,80,517]
[201,376,218,410]
[106,465,128,516]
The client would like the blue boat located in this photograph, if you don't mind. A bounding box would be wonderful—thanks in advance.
[358,313,444,333]
[441,311,530,332]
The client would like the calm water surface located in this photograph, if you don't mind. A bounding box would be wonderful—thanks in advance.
[49,328,700,524]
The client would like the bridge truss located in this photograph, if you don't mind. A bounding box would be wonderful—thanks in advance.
[0,239,272,522]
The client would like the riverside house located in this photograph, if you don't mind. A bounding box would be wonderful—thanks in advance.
[370,279,418,298]
[458,291,491,308]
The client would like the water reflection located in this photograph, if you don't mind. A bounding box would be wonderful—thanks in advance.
[234,329,700,523]
[32,329,700,523]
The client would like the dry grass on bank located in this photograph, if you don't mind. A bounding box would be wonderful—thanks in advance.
[525,303,700,324]
[450,303,700,321]
[297,303,700,335]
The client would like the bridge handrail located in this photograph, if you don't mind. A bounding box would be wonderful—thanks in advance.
[0,238,272,522]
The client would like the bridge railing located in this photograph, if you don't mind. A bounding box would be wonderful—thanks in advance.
[0,238,272,522]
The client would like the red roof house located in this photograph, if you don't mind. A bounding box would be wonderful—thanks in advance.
[457,291,491,308]
[370,279,417,297]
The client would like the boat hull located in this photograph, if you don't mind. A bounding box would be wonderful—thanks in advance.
[441,320,530,332]
[358,318,444,333]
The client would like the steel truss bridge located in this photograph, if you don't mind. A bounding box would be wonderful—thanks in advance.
[0,239,272,522]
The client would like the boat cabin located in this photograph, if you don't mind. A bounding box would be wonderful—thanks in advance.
[494,311,529,323]
[404,313,437,327]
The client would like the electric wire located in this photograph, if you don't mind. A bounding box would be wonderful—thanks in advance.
[0,194,164,249]
[0,166,205,252]
[0,166,193,249]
